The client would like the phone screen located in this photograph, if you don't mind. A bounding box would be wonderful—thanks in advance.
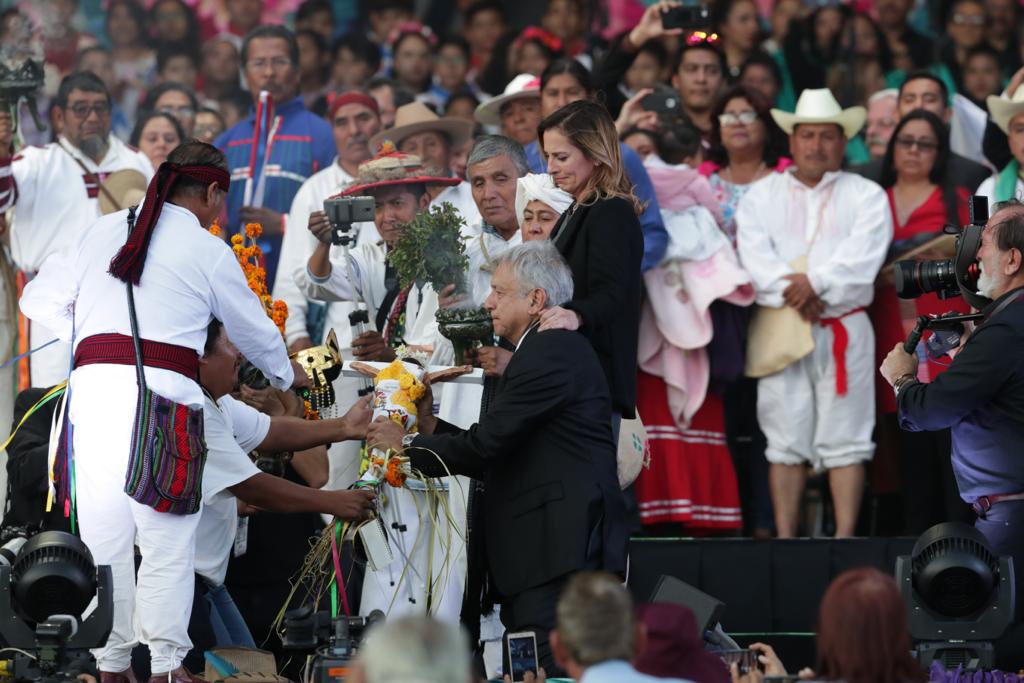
[508,633,539,681]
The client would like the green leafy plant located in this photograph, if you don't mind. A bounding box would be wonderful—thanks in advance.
[387,202,469,292]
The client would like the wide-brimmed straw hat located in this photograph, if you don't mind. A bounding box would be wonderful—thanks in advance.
[475,73,541,126]
[987,88,1024,134]
[368,101,474,152]
[771,88,866,139]
[98,169,149,214]
[335,144,460,197]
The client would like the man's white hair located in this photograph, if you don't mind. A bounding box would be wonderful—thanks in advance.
[359,616,470,683]
[868,88,899,106]
[491,240,574,307]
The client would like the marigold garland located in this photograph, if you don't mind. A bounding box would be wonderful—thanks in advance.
[212,221,289,337]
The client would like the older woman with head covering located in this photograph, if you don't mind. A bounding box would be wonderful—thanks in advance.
[515,172,574,241]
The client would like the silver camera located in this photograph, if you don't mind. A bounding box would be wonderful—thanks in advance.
[323,196,375,246]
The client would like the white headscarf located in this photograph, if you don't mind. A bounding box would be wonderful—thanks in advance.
[515,173,574,228]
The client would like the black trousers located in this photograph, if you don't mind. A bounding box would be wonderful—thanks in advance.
[499,576,570,678]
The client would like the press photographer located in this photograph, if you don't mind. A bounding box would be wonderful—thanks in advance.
[880,198,1024,614]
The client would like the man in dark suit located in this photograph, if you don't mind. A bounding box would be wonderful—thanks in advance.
[851,71,991,191]
[367,240,628,676]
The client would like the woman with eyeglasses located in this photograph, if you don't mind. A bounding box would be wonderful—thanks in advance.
[700,86,789,245]
[871,109,974,535]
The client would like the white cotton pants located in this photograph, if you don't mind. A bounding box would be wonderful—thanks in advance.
[29,319,71,389]
[757,310,876,470]
[70,365,200,674]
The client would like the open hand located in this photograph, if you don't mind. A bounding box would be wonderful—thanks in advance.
[629,0,685,47]
[538,306,580,331]
[616,88,660,134]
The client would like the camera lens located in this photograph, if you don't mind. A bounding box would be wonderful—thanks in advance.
[894,259,958,299]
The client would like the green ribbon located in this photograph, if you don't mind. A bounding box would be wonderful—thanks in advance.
[996,159,1021,203]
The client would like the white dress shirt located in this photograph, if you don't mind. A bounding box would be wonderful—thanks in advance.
[432,180,483,240]
[7,135,154,273]
[736,169,892,317]
[275,160,381,346]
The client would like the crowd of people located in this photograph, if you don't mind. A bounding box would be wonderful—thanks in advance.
[1,0,1024,680]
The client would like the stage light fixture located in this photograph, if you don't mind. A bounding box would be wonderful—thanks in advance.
[896,522,1015,669]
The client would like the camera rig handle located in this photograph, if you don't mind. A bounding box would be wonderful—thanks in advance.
[904,312,985,353]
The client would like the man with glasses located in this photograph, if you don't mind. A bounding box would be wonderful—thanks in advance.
[0,71,153,388]
[214,25,335,290]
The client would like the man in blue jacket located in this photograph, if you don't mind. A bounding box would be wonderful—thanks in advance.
[215,25,335,288]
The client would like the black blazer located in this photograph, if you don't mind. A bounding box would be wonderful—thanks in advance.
[851,152,991,193]
[551,196,644,418]
[409,327,628,598]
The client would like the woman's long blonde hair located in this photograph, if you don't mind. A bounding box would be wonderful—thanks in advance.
[538,100,645,216]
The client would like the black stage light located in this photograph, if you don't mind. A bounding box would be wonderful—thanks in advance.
[896,522,1015,669]
[0,531,113,683]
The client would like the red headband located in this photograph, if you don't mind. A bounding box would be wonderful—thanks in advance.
[109,162,231,285]
[329,92,381,119]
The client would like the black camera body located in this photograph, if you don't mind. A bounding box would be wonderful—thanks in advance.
[324,196,375,247]
[894,196,990,310]
[280,605,384,683]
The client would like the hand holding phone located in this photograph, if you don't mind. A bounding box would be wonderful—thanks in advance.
[507,631,540,683]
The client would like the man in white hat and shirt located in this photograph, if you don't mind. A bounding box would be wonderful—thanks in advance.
[736,88,892,539]
[0,72,153,388]
[977,88,1024,205]
[273,91,384,494]
[474,73,542,149]
[368,101,482,239]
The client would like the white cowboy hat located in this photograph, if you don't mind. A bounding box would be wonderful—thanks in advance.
[369,101,474,153]
[771,88,866,139]
[987,88,1024,134]
[475,73,542,126]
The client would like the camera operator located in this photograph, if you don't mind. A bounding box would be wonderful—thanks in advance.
[881,198,1024,611]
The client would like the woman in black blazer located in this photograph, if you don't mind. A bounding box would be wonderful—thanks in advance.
[537,99,645,430]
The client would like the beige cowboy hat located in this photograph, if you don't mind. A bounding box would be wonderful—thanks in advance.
[98,169,148,215]
[771,88,866,139]
[987,88,1024,134]
[475,73,541,126]
[369,101,474,152]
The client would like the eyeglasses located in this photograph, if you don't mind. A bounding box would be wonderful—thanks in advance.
[686,31,720,46]
[246,57,292,71]
[952,13,986,26]
[719,110,758,126]
[67,102,111,118]
[895,136,939,153]
[159,105,196,118]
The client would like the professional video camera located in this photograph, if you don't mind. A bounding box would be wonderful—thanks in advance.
[0,531,113,683]
[280,605,384,683]
[893,196,991,354]
[894,196,989,308]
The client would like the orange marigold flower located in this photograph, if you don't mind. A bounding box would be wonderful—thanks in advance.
[245,223,262,239]
[230,234,243,245]
[208,223,221,237]
[385,458,407,488]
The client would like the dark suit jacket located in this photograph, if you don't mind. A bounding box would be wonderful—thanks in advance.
[851,152,990,193]
[409,327,628,599]
[550,196,644,418]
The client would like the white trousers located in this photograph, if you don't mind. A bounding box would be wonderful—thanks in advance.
[70,366,200,673]
[757,311,876,470]
[29,319,71,389]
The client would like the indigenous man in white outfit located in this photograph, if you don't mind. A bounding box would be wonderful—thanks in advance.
[274,91,383,495]
[19,142,304,683]
[295,149,456,620]
[368,101,482,239]
[195,319,375,647]
[736,89,892,539]
[0,72,154,388]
